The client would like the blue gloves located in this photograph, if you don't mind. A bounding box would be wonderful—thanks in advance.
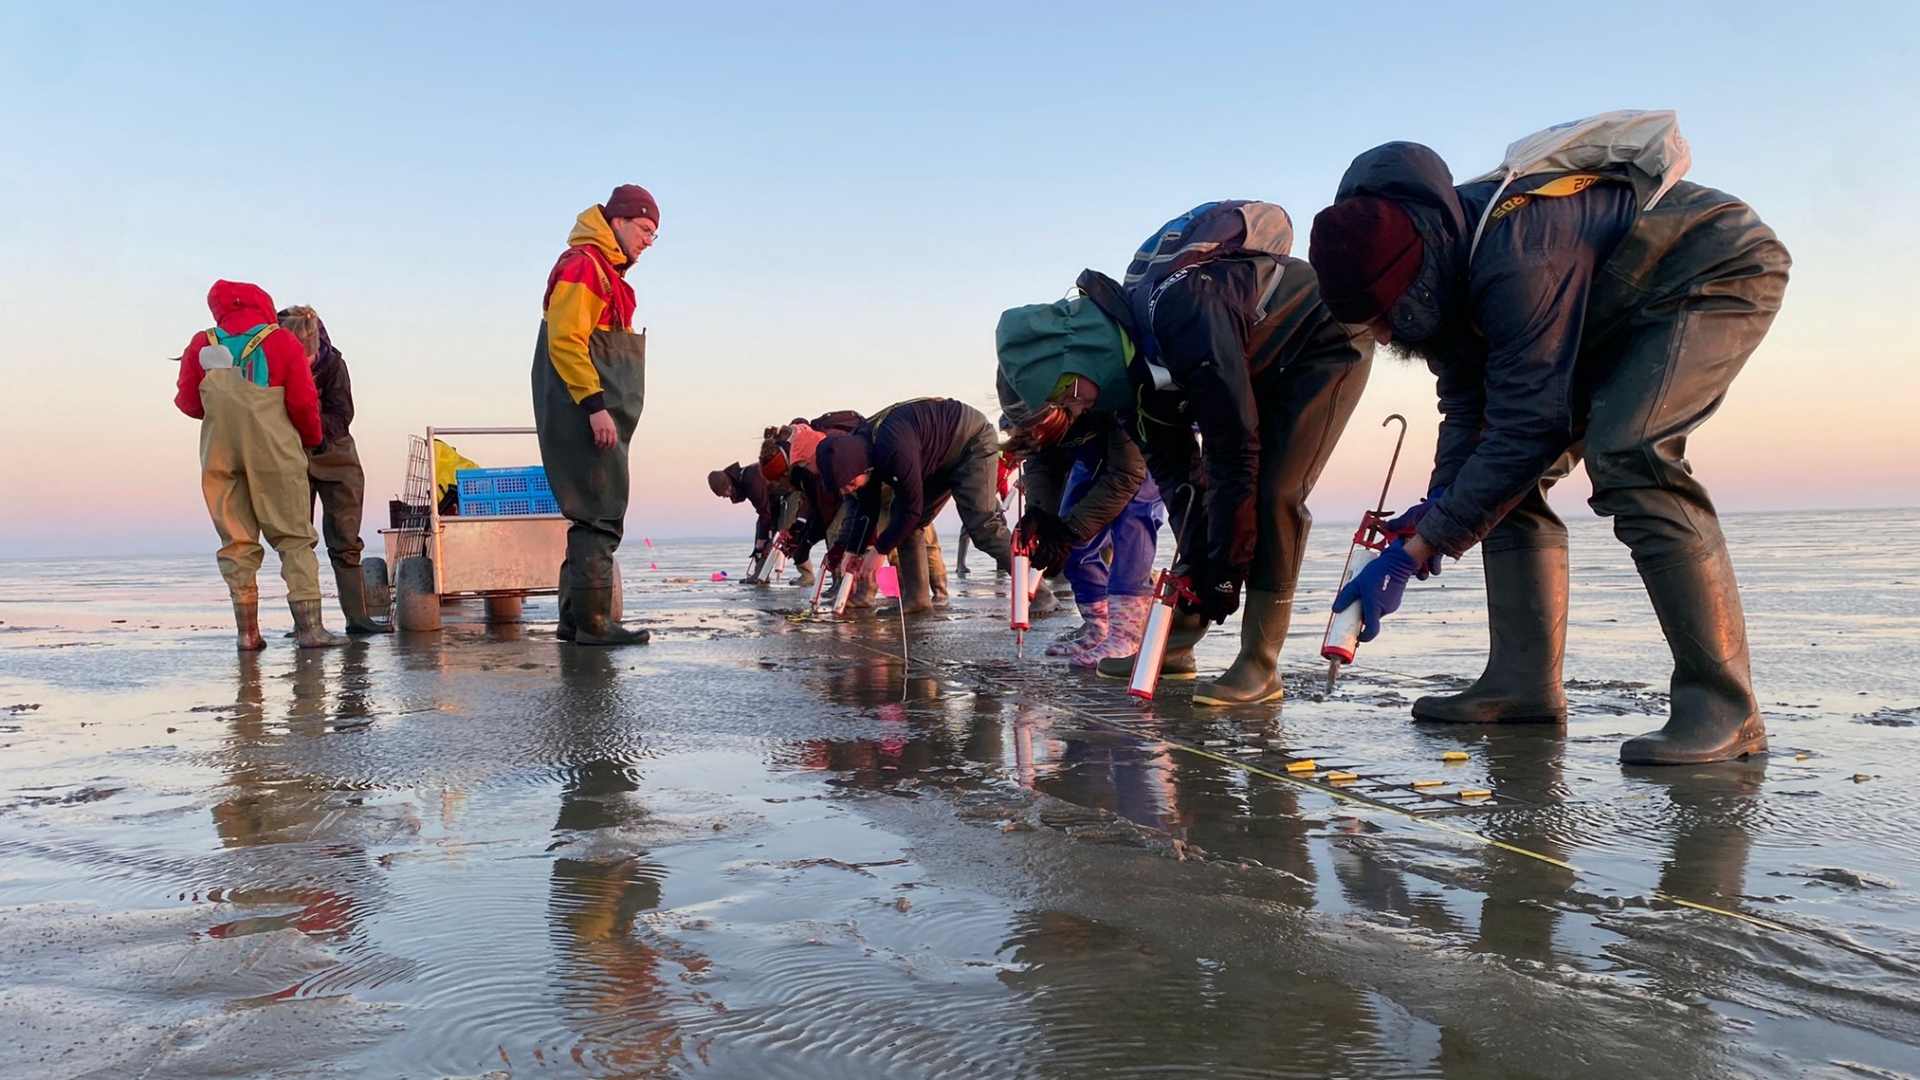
[1332,539,1421,643]
[1382,486,1446,579]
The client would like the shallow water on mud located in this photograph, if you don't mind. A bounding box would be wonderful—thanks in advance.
[1,510,1917,1079]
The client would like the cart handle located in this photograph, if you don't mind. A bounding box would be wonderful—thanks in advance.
[429,426,539,437]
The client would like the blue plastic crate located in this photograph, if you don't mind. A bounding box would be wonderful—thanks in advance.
[457,466,552,498]
[458,492,561,517]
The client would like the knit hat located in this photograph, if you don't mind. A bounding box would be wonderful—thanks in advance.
[1308,196,1423,325]
[604,184,658,224]
[707,469,734,498]
[814,434,871,494]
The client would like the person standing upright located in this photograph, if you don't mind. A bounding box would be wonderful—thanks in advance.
[276,306,388,634]
[534,185,658,646]
[174,280,344,650]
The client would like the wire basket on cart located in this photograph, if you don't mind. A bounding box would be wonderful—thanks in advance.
[387,434,435,562]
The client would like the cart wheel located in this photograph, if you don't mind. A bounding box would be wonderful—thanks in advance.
[611,558,625,621]
[484,596,524,623]
[394,556,442,632]
[362,558,391,622]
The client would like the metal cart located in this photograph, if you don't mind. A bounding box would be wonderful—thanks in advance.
[370,425,619,632]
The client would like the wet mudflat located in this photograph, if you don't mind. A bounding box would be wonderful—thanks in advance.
[1,510,1917,1079]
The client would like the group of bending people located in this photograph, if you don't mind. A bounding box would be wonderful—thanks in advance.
[707,114,1791,768]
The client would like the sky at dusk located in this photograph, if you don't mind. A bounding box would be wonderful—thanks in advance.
[1,1,1915,558]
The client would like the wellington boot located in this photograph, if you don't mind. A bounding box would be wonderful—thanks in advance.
[1619,544,1767,765]
[1047,600,1110,657]
[232,591,266,652]
[1413,547,1569,724]
[573,586,650,646]
[335,566,391,635]
[1194,589,1292,706]
[791,560,816,588]
[925,531,950,604]
[556,571,577,641]
[1074,595,1148,669]
[290,599,346,649]
[878,541,935,617]
[1096,608,1207,680]
[1029,579,1061,617]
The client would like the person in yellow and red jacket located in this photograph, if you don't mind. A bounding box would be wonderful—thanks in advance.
[533,185,658,646]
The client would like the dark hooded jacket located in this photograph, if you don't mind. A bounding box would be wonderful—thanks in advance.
[834,398,985,556]
[1078,256,1370,582]
[289,314,355,447]
[1330,142,1780,556]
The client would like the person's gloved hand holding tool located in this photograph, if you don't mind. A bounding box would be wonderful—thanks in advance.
[824,544,846,573]
[1381,486,1447,579]
[1332,538,1422,642]
[1015,508,1075,574]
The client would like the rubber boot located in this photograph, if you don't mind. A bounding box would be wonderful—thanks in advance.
[233,589,266,652]
[1193,589,1292,706]
[879,541,935,616]
[335,566,391,635]
[1074,595,1148,669]
[556,568,577,641]
[573,586,650,646]
[1619,544,1768,765]
[290,598,346,649]
[1029,575,1061,616]
[925,531,950,604]
[1096,607,1206,680]
[1047,600,1110,657]
[790,560,816,588]
[1412,547,1569,724]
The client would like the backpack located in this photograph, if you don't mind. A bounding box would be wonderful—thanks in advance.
[1122,200,1294,365]
[1466,109,1691,260]
[199,324,280,386]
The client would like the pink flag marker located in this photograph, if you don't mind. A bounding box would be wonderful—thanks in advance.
[875,564,900,598]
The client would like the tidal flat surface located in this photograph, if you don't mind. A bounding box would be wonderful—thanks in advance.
[1,510,1917,1079]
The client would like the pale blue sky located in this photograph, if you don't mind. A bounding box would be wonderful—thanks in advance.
[2,1,1915,556]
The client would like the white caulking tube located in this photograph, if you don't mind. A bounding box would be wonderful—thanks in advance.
[831,550,862,617]
[1129,570,1181,700]
[1010,552,1032,631]
[772,551,786,580]
[1321,535,1379,671]
[809,558,830,613]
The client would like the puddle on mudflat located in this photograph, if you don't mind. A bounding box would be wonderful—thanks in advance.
[2,513,1918,1078]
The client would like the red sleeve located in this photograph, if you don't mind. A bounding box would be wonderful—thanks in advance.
[264,330,324,447]
[174,335,207,418]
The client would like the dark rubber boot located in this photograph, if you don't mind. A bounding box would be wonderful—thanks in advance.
[573,586,650,646]
[1193,589,1292,706]
[233,591,266,652]
[290,599,346,649]
[335,566,391,635]
[1096,609,1207,681]
[556,566,577,641]
[791,560,816,588]
[1413,546,1570,724]
[880,541,935,616]
[1620,544,1768,765]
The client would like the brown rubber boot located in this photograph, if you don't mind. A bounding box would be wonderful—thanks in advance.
[880,540,935,616]
[1096,608,1208,680]
[1619,544,1768,765]
[233,589,266,652]
[290,598,346,649]
[924,529,950,604]
[556,566,577,641]
[335,566,391,635]
[572,586,650,646]
[1193,589,1292,706]
[1413,546,1570,724]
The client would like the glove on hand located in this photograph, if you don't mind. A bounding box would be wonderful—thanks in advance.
[824,544,846,573]
[1382,486,1446,579]
[1332,539,1421,643]
[777,520,808,557]
[751,539,770,561]
[1197,577,1241,624]
[1015,508,1076,574]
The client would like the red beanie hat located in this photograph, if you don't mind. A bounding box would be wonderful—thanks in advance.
[1308,196,1423,325]
[604,184,659,224]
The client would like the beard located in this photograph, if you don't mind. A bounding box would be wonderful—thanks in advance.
[1384,320,1480,370]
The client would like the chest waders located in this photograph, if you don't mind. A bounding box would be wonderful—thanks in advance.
[533,301,651,646]
[1417,179,1790,765]
[197,364,341,649]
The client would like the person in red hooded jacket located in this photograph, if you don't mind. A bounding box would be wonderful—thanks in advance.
[174,280,343,650]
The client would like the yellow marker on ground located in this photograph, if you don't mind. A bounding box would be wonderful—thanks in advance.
[1285,760,1317,774]
[1326,772,1358,783]
[1458,789,1492,799]
[1411,779,1444,789]
[1442,751,1470,762]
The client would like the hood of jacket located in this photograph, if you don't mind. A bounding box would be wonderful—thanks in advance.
[568,205,631,274]
[207,280,280,334]
[1333,142,1471,340]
